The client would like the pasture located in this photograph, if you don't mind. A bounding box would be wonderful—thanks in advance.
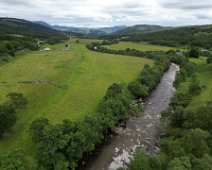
[103,41,178,51]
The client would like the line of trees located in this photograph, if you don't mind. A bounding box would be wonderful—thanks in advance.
[87,41,177,60]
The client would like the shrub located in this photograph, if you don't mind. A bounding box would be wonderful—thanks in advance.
[188,76,201,95]
[0,93,27,138]
[170,93,192,108]
[189,48,199,58]
[206,56,212,64]
[0,103,16,138]
[0,150,37,169]
[128,81,148,99]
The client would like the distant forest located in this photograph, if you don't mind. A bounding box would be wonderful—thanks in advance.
[124,25,212,49]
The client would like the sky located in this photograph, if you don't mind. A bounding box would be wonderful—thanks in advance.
[0,0,212,27]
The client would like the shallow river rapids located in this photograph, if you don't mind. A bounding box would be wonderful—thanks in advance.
[86,63,180,170]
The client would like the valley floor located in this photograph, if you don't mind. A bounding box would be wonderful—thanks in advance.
[0,39,153,155]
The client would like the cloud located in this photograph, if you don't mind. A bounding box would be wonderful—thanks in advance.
[0,0,32,6]
[0,0,212,27]
[158,0,212,10]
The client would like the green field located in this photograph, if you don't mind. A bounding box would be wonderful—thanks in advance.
[0,39,153,154]
[103,41,178,51]
[178,57,212,110]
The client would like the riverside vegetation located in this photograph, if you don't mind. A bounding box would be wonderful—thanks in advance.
[118,49,212,170]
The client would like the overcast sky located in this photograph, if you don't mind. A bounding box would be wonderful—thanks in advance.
[0,0,212,27]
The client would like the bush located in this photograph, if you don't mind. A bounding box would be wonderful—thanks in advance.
[206,56,212,64]
[182,102,212,133]
[182,129,210,158]
[188,76,201,95]
[173,69,187,88]
[168,157,191,170]
[0,93,27,138]
[128,151,152,170]
[0,150,37,169]
[169,107,187,128]
[30,118,49,143]
[128,81,148,99]
[0,103,16,138]
[189,48,199,58]
[6,93,28,108]
[170,93,192,108]
[183,62,196,76]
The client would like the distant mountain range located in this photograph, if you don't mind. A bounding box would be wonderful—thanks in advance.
[35,22,127,35]
[114,24,171,35]
[2,17,211,43]
[0,18,171,37]
[33,21,168,35]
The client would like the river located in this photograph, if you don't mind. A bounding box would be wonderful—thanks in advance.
[86,63,179,170]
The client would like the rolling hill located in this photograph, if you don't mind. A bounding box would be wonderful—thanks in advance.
[113,24,169,35]
[126,24,212,48]
[0,18,65,37]
[51,25,126,35]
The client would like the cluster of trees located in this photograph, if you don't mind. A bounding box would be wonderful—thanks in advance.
[0,93,27,138]
[0,150,37,169]
[46,36,68,45]
[125,25,212,49]
[101,39,119,45]
[188,48,200,58]
[128,58,170,100]
[122,103,212,170]
[156,103,212,170]
[0,33,39,60]
[207,56,212,64]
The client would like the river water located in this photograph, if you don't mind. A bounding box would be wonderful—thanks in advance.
[86,63,179,170]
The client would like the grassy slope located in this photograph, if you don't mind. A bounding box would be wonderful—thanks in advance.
[0,39,153,154]
[178,57,212,110]
[103,42,177,51]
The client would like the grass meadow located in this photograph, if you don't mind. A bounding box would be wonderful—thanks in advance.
[103,41,178,51]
